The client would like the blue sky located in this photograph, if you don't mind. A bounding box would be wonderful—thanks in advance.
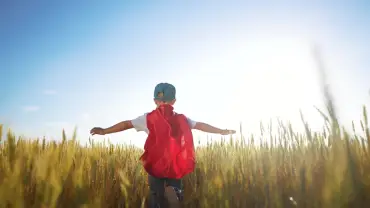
[1,1,370,147]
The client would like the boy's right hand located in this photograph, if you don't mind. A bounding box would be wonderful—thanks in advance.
[220,129,236,135]
[90,127,105,135]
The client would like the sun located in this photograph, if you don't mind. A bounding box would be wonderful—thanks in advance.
[228,38,326,136]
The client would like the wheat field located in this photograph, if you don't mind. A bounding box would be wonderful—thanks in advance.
[1,51,369,207]
[1,103,370,208]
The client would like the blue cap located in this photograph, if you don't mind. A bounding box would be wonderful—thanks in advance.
[154,83,176,102]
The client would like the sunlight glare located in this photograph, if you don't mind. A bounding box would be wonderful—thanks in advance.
[229,38,325,136]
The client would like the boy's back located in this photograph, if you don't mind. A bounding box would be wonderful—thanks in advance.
[138,104,196,179]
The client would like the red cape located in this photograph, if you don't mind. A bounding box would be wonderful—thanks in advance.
[140,105,195,179]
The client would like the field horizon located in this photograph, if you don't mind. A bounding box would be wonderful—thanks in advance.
[1,101,370,207]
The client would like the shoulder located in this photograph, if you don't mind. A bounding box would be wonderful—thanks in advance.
[131,113,149,132]
[175,112,197,129]
[132,113,149,120]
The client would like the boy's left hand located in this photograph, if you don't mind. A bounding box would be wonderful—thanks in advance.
[220,129,236,135]
[90,127,105,135]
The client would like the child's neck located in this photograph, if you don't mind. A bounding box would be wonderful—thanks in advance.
[157,103,173,108]
[157,104,174,116]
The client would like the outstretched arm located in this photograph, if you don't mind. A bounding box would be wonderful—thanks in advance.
[194,122,235,135]
[90,120,133,135]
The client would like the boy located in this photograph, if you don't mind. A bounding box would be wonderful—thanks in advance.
[90,83,235,208]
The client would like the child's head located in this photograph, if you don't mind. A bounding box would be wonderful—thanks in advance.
[153,83,176,107]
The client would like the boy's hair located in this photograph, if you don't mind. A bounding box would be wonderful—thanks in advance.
[154,83,176,102]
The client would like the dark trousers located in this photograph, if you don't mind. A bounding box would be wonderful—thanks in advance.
[148,175,183,208]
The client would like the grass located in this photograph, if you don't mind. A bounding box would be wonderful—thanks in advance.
[1,47,369,207]
[1,105,370,207]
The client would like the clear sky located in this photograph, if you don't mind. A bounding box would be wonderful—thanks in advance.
[1,1,370,148]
